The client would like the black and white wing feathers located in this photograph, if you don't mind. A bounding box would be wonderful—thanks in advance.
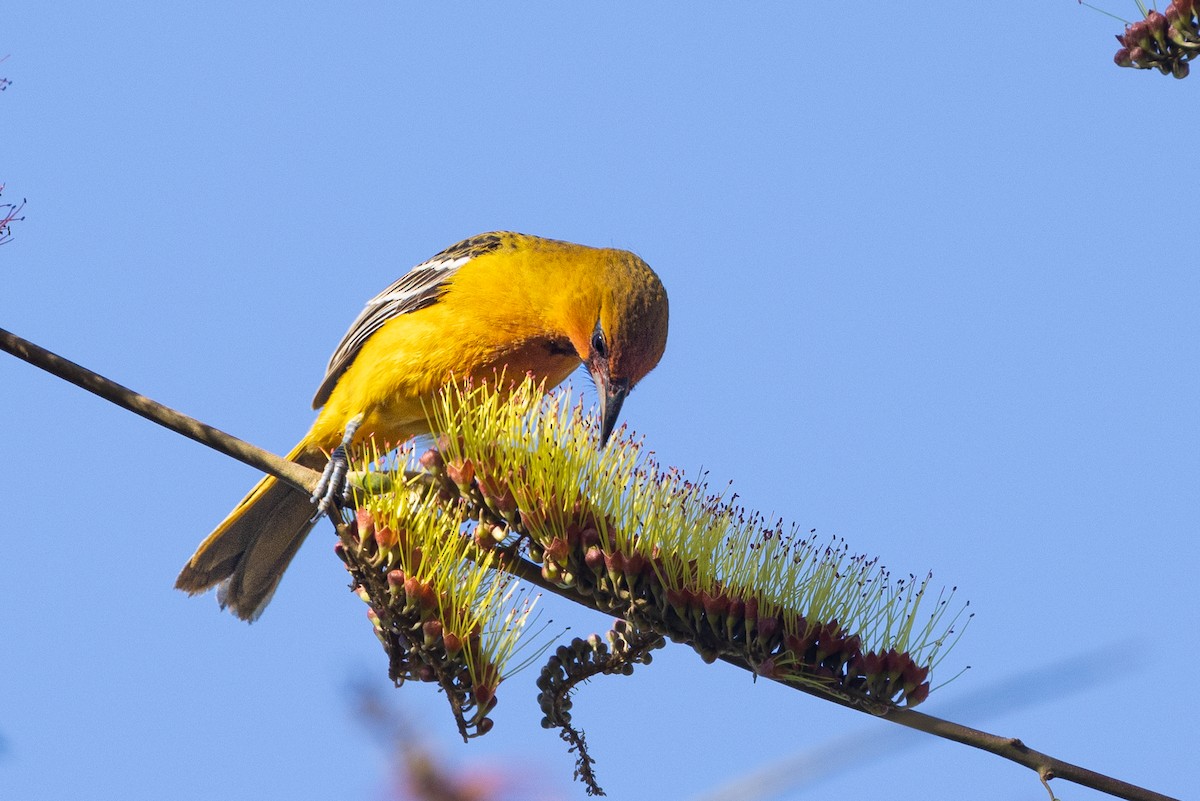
[311,233,506,408]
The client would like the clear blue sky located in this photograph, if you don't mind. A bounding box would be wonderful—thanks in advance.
[2,4,1195,800]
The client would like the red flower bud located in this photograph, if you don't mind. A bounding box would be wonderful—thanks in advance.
[1123,19,1151,49]
[419,448,444,472]
[355,507,374,540]
[422,619,443,647]
[700,590,730,618]
[543,536,570,564]
[374,525,398,550]
[445,458,475,490]
[474,683,496,708]
[906,681,931,706]
[584,546,606,573]
[901,660,930,692]
[756,615,780,645]
[579,526,601,549]
[665,587,693,612]
[478,473,515,514]
[727,598,745,622]
[1147,10,1170,39]
[403,576,424,605]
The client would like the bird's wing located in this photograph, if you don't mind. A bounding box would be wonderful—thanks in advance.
[311,233,507,409]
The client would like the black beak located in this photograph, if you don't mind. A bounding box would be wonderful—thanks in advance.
[595,376,629,447]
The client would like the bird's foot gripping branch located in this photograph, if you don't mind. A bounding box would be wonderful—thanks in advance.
[338,377,969,795]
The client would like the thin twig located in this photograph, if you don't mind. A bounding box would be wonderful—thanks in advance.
[0,326,1179,801]
[0,326,320,494]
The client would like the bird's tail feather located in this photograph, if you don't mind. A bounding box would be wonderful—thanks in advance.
[175,440,326,621]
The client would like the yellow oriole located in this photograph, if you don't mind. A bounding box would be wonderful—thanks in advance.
[175,232,669,620]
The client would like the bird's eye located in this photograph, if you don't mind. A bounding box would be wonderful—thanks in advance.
[591,329,609,359]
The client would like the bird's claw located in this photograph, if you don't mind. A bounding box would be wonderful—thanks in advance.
[310,444,351,519]
[310,413,363,521]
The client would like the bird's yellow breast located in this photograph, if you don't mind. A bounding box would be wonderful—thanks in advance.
[305,295,581,450]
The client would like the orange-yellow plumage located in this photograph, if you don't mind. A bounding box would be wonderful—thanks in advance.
[176,232,668,620]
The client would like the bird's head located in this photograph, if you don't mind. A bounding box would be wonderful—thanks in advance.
[569,249,669,446]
